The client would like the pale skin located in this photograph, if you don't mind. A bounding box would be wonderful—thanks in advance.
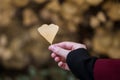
[48,42,86,71]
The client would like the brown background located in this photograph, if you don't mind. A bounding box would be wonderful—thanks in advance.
[0,0,120,80]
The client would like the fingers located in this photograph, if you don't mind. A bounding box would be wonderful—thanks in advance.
[54,57,61,62]
[58,61,63,67]
[49,42,86,59]
[53,41,87,50]
[58,61,69,70]
[51,53,57,58]
[51,53,70,71]
[72,44,86,50]
[49,41,86,71]
[49,45,70,59]
[51,53,60,62]
[54,42,78,50]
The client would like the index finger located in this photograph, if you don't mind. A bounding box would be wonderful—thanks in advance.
[54,41,83,50]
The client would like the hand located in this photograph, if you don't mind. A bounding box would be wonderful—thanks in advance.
[48,41,86,71]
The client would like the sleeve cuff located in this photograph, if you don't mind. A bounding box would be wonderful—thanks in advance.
[66,48,97,80]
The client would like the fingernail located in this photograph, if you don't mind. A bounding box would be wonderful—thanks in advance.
[49,45,56,51]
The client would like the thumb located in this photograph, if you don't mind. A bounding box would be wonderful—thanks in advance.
[49,45,70,59]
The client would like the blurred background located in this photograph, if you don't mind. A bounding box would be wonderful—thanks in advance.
[0,0,120,80]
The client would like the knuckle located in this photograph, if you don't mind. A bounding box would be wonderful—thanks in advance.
[77,44,86,49]
[82,45,87,49]
[55,48,60,53]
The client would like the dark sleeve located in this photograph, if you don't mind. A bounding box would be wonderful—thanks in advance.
[66,48,97,80]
